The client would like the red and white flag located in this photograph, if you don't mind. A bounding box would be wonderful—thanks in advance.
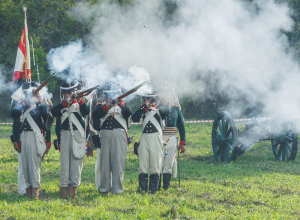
[12,10,31,83]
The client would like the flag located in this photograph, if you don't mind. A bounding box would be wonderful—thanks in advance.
[12,8,31,84]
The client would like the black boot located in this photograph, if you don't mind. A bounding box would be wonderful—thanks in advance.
[163,173,172,190]
[149,174,159,194]
[139,173,148,192]
[157,173,162,191]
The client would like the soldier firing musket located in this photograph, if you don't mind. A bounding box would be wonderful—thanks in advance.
[131,90,170,194]
[51,79,90,199]
[92,82,133,194]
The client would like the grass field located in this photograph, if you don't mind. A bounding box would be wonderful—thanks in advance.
[1,123,300,219]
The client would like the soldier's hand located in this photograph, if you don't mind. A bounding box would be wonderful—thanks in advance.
[117,99,122,105]
[13,142,21,153]
[44,142,51,154]
[74,94,82,101]
[106,102,113,110]
[178,144,186,153]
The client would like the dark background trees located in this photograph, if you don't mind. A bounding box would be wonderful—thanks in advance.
[0,0,299,120]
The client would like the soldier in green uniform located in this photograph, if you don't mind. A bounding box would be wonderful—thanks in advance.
[132,94,170,194]
[51,79,90,199]
[159,84,186,190]
[11,81,51,199]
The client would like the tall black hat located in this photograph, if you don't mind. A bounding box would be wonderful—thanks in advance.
[103,82,122,100]
[60,78,78,100]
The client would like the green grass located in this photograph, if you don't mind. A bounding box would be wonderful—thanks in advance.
[1,123,300,219]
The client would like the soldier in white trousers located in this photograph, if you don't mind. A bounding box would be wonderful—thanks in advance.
[11,116,26,196]
[92,83,132,194]
[159,82,186,190]
[132,94,170,194]
[51,79,90,199]
[11,81,51,199]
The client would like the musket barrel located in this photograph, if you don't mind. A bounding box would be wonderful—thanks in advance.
[34,72,55,94]
[114,81,147,102]
[71,85,99,99]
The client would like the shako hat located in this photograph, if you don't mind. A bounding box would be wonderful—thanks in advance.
[60,78,78,100]
[103,82,122,100]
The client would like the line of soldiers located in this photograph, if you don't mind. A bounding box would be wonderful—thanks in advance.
[11,78,186,199]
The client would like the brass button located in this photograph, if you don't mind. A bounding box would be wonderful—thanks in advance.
[147,126,148,128]
[150,130,152,132]
[150,125,152,127]
[110,122,112,124]
[110,126,112,128]
[106,127,108,128]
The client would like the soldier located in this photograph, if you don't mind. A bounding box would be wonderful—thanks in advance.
[11,81,51,199]
[92,83,132,194]
[79,77,98,157]
[132,94,170,194]
[159,84,186,190]
[51,79,90,199]
[11,111,26,196]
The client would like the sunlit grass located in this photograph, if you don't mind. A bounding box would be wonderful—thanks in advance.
[1,123,300,219]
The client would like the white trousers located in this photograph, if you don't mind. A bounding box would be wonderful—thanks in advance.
[95,148,101,190]
[161,134,178,174]
[138,133,163,174]
[60,130,84,187]
[99,129,128,194]
[21,131,42,188]
[17,152,26,195]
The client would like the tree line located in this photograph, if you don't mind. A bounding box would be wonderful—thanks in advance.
[0,0,299,120]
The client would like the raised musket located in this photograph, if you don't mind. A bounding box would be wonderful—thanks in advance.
[71,85,99,99]
[33,73,55,95]
[111,81,147,104]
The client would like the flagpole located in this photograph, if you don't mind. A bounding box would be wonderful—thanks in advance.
[23,5,27,82]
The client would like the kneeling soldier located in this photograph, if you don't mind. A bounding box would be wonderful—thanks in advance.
[51,79,90,199]
[92,83,132,194]
[132,94,170,194]
[11,81,51,199]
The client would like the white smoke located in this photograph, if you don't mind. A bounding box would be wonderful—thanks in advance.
[0,65,13,93]
[47,40,152,98]
[47,0,300,120]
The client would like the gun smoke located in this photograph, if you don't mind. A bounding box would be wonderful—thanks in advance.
[47,0,300,123]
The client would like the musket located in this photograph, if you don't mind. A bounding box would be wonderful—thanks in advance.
[111,81,147,104]
[33,73,55,95]
[71,85,99,99]
[178,139,181,188]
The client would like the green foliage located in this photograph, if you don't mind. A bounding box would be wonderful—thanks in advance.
[1,123,300,218]
[1,0,300,119]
